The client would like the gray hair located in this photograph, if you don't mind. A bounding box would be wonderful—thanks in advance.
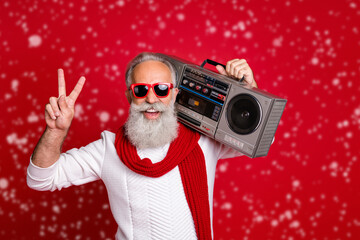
[125,52,177,89]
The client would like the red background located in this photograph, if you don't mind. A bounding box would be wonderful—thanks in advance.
[1,0,360,239]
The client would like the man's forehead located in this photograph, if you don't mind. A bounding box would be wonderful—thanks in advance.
[133,60,170,72]
[132,60,172,83]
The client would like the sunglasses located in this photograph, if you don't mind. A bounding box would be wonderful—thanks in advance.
[129,83,174,99]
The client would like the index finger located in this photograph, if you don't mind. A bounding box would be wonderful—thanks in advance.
[58,69,66,97]
[68,76,86,103]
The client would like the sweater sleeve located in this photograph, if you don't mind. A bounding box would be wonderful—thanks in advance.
[27,131,109,192]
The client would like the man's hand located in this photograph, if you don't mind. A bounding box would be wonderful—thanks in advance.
[45,69,86,133]
[31,70,86,168]
[216,59,258,88]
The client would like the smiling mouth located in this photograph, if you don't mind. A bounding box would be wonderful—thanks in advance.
[143,108,161,120]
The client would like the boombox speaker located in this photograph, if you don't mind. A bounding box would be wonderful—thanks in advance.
[157,53,287,158]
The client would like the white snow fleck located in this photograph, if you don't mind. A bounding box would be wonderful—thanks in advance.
[74,104,85,121]
[311,57,319,65]
[353,27,359,34]
[117,108,125,116]
[218,162,228,172]
[11,79,19,92]
[0,178,9,189]
[221,202,232,210]
[271,219,279,227]
[28,34,42,48]
[332,78,340,86]
[96,51,103,57]
[116,0,125,7]
[273,36,283,47]
[6,133,28,145]
[177,13,185,21]
[237,21,246,31]
[289,220,300,228]
[205,20,217,34]
[346,131,353,138]
[284,132,290,138]
[354,106,360,116]
[99,111,110,122]
[224,30,232,38]
[292,180,300,188]
[280,210,293,221]
[111,64,118,71]
[27,112,39,123]
[349,2,357,9]
[244,31,252,39]
[254,215,264,223]
[20,203,29,212]
[329,161,338,170]
[53,205,60,214]
[158,21,166,30]
[337,120,349,129]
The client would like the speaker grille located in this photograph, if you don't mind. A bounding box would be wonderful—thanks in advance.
[255,100,287,157]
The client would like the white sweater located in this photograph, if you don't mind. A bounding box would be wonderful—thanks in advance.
[27,131,242,239]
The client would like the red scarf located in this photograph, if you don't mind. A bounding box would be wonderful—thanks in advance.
[115,123,212,239]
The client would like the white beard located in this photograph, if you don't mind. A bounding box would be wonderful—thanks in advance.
[124,101,179,149]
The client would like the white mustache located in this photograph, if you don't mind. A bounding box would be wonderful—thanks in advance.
[131,102,168,113]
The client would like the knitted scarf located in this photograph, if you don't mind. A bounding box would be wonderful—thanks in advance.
[115,123,212,240]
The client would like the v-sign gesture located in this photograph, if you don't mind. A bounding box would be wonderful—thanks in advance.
[45,69,86,132]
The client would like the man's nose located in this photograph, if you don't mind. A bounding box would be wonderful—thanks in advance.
[145,88,159,103]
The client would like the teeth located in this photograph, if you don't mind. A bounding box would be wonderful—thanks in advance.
[146,109,157,113]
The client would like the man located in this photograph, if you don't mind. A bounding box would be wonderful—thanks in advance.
[27,52,257,239]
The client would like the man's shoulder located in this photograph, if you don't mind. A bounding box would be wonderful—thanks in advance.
[101,130,116,136]
[198,134,221,148]
[98,130,116,144]
[198,134,244,159]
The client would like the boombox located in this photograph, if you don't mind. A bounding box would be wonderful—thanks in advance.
[157,53,287,158]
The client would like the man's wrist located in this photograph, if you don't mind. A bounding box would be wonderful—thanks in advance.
[39,126,69,153]
[45,127,69,139]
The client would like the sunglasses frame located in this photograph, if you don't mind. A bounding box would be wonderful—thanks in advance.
[129,82,174,99]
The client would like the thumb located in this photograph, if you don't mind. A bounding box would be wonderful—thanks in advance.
[216,65,227,76]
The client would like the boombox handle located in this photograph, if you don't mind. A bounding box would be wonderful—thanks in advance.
[200,59,244,82]
[200,59,226,69]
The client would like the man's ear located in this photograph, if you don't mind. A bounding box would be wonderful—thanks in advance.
[172,88,179,103]
[125,90,132,104]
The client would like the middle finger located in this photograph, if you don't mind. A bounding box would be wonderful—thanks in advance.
[49,97,60,116]
[230,61,246,76]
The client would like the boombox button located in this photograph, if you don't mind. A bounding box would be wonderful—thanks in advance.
[195,85,202,91]
[202,88,209,94]
[217,94,225,101]
[189,82,195,88]
[182,79,189,85]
